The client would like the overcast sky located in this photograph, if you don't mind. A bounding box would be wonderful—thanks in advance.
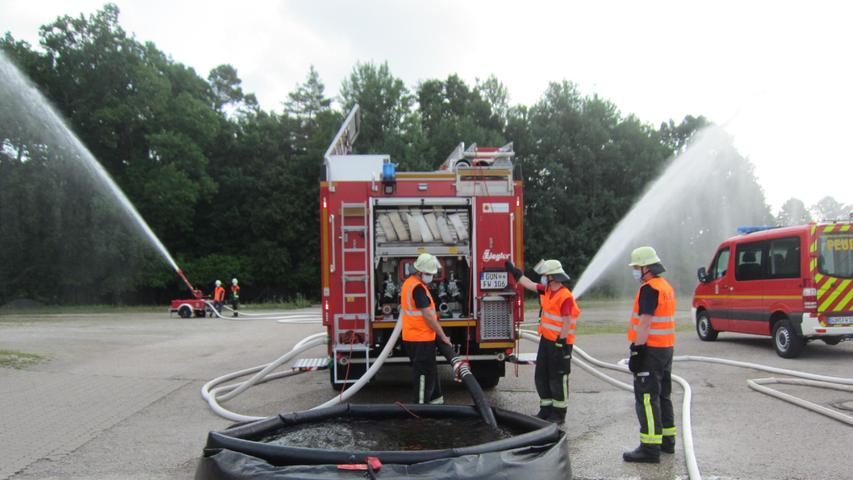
[3,1,851,213]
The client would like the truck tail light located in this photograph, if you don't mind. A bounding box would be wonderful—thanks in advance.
[803,287,818,313]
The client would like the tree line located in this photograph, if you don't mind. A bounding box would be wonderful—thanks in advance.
[2,4,836,306]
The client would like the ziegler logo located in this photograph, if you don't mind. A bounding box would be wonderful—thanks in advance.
[482,249,511,262]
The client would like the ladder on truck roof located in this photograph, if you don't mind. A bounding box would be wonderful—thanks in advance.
[333,201,371,384]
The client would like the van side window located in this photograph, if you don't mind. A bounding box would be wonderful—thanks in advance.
[712,247,730,279]
[768,237,801,279]
[735,241,767,281]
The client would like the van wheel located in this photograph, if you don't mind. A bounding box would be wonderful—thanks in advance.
[696,312,718,341]
[822,337,841,346]
[178,306,192,318]
[773,319,805,358]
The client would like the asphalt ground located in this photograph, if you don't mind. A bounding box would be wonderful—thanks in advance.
[1,300,851,480]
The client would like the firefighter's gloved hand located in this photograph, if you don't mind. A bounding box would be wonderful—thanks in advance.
[555,338,572,374]
[504,261,523,281]
[628,343,646,373]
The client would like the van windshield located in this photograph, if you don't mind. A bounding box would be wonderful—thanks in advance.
[818,233,853,278]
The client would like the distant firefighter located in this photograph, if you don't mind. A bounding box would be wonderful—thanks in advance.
[230,278,240,317]
[212,280,225,317]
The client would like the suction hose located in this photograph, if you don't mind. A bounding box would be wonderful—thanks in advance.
[436,341,498,427]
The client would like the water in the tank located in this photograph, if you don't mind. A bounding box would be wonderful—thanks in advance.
[258,417,523,450]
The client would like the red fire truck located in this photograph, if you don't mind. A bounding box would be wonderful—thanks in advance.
[320,106,524,389]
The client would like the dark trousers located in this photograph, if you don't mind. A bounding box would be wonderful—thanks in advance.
[404,340,443,404]
[230,296,239,313]
[633,346,675,446]
[535,338,571,409]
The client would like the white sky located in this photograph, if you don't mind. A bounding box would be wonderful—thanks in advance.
[3,0,851,212]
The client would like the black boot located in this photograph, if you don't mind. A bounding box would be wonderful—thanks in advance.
[622,444,660,463]
[535,405,552,420]
[549,407,567,424]
[661,437,675,454]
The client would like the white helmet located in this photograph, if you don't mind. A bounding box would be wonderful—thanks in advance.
[232,278,238,285]
[215,280,222,287]
[533,259,571,282]
[413,253,440,274]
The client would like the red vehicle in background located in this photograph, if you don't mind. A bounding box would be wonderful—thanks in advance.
[170,269,208,318]
[320,106,524,388]
[693,221,853,357]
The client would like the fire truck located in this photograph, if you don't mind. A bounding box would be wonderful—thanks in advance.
[321,106,524,389]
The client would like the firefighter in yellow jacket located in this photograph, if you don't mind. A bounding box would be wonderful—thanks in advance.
[623,246,677,463]
[401,253,452,404]
[505,259,581,424]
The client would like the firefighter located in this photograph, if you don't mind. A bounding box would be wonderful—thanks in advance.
[230,278,240,317]
[401,253,452,405]
[623,246,677,463]
[505,259,580,424]
[212,280,225,317]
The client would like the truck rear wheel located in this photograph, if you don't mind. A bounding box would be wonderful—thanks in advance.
[696,311,718,341]
[773,319,805,358]
[178,306,192,318]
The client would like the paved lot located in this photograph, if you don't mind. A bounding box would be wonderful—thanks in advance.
[1,302,851,479]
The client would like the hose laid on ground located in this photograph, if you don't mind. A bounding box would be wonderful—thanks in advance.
[203,318,498,426]
[519,330,702,480]
[673,355,853,426]
[203,300,321,323]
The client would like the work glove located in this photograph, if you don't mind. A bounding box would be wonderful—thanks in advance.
[628,343,646,373]
[555,337,572,374]
[504,261,523,281]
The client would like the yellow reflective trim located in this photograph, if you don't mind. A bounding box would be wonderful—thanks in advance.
[842,225,851,232]
[640,433,663,444]
[820,279,850,311]
[479,342,514,348]
[818,277,837,302]
[811,224,817,235]
[428,396,444,405]
[540,399,553,407]
[810,258,817,272]
[643,393,656,441]
[833,288,853,312]
[419,375,425,404]
[824,225,836,233]
[662,427,677,436]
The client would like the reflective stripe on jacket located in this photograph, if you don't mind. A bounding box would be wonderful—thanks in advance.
[538,286,581,342]
[628,276,676,347]
[401,275,436,341]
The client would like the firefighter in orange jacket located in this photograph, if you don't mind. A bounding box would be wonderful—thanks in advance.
[230,278,240,317]
[211,280,225,317]
[401,253,452,404]
[623,246,677,463]
[506,259,580,424]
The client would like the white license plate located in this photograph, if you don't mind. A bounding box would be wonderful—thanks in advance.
[480,271,508,289]
[827,316,853,325]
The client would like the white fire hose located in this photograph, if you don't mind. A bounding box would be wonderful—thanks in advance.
[202,300,322,323]
[202,317,851,480]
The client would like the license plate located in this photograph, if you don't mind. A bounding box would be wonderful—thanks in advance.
[827,316,853,325]
[480,271,507,289]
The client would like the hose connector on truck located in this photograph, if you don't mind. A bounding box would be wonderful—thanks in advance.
[321,105,524,389]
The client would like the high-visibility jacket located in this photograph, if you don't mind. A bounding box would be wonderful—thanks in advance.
[400,275,436,342]
[231,285,240,298]
[214,286,225,302]
[628,276,676,347]
[539,286,581,342]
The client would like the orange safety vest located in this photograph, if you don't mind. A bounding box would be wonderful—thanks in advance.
[214,286,225,302]
[628,276,676,347]
[400,275,437,341]
[539,286,581,342]
[231,285,240,297]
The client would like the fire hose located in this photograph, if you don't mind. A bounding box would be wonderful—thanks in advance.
[203,300,321,323]
[202,317,497,427]
[520,330,853,480]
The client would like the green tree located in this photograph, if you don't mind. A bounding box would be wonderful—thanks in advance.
[810,196,846,222]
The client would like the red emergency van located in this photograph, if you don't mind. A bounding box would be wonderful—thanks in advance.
[693,221,853,358]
